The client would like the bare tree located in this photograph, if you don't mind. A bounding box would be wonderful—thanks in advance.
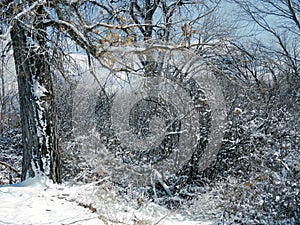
[7,3,61,182]
[231,0,300,94]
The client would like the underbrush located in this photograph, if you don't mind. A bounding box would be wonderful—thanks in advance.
[1,84,299,224]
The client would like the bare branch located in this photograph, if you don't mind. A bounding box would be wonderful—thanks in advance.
[286,0,300,31]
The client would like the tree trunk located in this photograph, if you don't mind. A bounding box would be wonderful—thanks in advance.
[10,17,61,183]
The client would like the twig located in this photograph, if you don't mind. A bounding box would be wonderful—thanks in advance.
[61,216,99,225]
[153,211,176,225]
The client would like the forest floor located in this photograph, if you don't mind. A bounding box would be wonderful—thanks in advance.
[0,128,224,225]
[0,176,221,225]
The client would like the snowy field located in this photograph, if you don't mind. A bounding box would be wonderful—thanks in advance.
[0,176,220,225]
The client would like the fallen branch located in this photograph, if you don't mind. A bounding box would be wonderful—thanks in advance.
[153,169,173,196]
[0,160,20,176]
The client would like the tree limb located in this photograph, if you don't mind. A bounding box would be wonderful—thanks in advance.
[0,160,20,175]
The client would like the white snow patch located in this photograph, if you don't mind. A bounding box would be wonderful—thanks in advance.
[0,176,217,225]
[33,82,48,99]
[0,176,101,225]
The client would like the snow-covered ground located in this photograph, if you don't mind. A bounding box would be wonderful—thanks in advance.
[0,176,219,225]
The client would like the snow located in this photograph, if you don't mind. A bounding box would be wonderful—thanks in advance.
[31,74,51,177]
[0,176,215,225]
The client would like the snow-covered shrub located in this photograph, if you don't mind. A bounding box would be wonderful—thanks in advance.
[0,128,22,184]
[201,74,300,224]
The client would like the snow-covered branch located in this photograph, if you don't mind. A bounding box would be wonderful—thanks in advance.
[84,22,157,31]
[45,19,90,47]
[0,0,46,40]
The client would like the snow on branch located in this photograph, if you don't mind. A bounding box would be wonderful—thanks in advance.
[0,160,20,175]
[84,22,156,31]
[44,19,90,48]
[0,0,46,40]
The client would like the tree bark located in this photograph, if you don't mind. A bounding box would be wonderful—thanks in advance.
[10,15,61,183]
